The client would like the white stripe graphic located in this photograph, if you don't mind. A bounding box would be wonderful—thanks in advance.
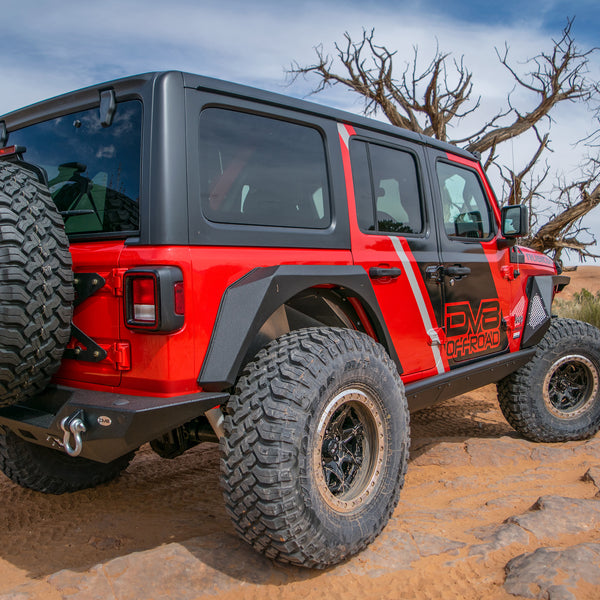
[337,122,350,150]
[389,236,446,375]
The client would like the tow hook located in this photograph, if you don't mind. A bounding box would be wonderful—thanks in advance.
[59,413,87,457]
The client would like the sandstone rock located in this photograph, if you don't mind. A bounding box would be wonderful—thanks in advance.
[411,532,465,557]
[466,437,531,467]
[469,493,600,560]
[441,474,479,489]
[507,495,600,539]
[529,445,576,463]
[469,524,530,558]
[48,533,296,600]
[582,438,600,459]
[583,466,600,495]
[0,592,35,600]
[339,530,419,577]
[48,566,114,600]
[504,543,600,599]
[469,523,500,541]
[492,469,552,488]
[0,582,60,600]
[410,442,470,467]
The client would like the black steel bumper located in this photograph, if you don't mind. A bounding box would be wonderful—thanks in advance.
[0,386,229,463]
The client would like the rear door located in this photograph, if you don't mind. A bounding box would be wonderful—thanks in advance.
[339,124,447,381]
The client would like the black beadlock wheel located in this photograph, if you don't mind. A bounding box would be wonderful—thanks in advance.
[0,426,134,494]
[498,318,600,442]
[220,327,409,568]
[0,161,73,406]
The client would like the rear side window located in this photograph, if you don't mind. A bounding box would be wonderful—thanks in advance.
[436,161,494,239]
[199,108,330,229]
[9,100,142,237]
[350,140,423,235]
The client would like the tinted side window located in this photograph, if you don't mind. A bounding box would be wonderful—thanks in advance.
[349,140,375,231]
[436,161,493,239]
[350,140,423,234]
[199,109,330,229]
[9,101,142,237]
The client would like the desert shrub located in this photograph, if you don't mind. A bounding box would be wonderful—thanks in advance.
[555,288,600,329]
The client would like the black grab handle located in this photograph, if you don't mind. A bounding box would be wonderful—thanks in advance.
[369,267,402,279]
[445,265,471,277]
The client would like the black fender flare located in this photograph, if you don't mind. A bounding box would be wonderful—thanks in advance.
[197,265,401,390]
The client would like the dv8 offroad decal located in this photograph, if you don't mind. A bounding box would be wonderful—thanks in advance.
[445,298,503,361]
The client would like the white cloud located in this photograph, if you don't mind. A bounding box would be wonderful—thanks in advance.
[96,145,115,159]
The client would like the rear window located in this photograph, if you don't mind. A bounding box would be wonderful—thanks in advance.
[9,100,142,237]
[199,108,331,229]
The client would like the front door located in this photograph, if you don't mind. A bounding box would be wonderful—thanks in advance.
[429,153,511,367]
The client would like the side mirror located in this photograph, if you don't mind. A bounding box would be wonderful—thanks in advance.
[501,204,528,238]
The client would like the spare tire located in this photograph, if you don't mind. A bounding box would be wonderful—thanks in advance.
[0,161,73,406]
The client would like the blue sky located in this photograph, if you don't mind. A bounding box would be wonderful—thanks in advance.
[417,0,598,39]
[2,0,597,112]
[1,0,599,261]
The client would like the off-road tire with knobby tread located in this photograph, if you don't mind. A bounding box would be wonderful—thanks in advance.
[498,318,600,442]
[0,161,73,406]
[0,426,134,494]
[220,327,409,568]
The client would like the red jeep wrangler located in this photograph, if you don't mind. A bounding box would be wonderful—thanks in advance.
[1,71,599,568]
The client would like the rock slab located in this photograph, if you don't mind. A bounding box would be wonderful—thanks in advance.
[504,543,600,600]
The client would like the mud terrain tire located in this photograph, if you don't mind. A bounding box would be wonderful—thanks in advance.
[0,426,133,493]
[0,162,73,406]
[498,318,600,442]
[220,327,409,568]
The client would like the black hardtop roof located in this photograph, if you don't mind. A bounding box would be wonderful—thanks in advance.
[1,70,475,160]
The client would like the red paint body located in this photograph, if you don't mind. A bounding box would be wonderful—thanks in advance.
[55,138,555,398]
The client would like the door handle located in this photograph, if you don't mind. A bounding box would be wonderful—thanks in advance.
[369,267,402,279]
[445,265,471,278]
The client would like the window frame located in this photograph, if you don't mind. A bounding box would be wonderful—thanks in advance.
[185,88,351,250]
[350,137,428,238]
[435,158,497,242]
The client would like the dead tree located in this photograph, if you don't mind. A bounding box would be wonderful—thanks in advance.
[289,21,600,261]
[526,157,600,262]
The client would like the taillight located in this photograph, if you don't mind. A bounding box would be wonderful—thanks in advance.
[124,266,184,332]
[131,276,157,324]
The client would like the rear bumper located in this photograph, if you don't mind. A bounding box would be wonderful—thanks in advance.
[0,386,229,463]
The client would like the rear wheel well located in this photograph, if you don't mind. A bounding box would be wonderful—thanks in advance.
[243,287,382,367]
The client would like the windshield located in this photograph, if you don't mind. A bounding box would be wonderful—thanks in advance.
[8,100,142,238]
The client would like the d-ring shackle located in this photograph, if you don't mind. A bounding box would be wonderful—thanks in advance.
[60,416,87,457]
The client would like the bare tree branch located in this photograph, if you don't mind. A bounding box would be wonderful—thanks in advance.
[288,21,600,262]
[465,20,598,153]
[527,159,600,260]
[289,29,477,141]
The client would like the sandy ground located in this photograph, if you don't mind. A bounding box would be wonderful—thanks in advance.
[557,265,600,301]
[1,267,599,600]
